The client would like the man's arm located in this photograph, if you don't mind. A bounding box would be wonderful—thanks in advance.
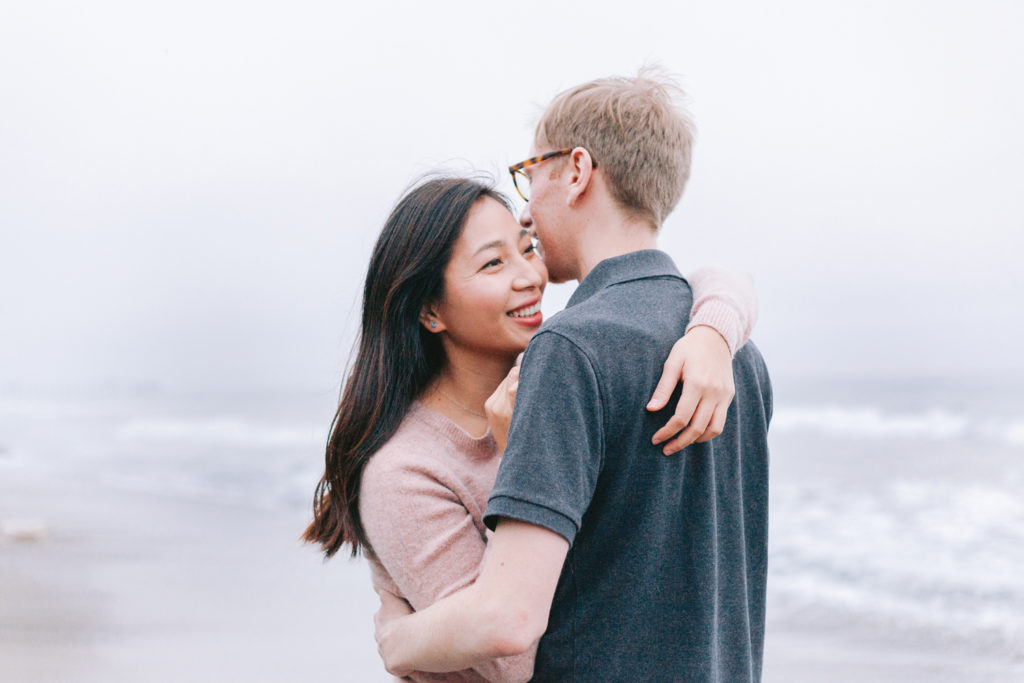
[375,519,569,677]
[377,331,597,676]
[361,447,537,682]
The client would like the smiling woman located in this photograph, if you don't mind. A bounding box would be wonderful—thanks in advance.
[427,197,547,371]
[303,174,758,681]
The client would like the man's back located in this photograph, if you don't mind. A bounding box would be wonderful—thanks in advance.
[485,250,772,682]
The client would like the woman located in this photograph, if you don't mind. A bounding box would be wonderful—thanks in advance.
[303,176,756,681]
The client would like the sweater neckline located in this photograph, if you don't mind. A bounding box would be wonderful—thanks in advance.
[409,401,497,458]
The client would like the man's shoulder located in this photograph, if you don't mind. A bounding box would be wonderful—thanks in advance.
[533,274,692,368]
[733,340,770,385]
[731,340,773,423]
[547,274,689,334]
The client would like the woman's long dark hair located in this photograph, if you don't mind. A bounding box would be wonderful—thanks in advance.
[303,176,511,558]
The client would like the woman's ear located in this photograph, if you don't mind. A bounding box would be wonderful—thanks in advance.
[420,307,445,333]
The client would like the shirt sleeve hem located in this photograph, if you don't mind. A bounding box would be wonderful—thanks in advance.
[484,495,578,546]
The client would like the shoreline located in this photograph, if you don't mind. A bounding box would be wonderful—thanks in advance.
[3,465,1023,681]
[0,468,384,682]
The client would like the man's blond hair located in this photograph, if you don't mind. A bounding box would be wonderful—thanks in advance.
[535,68,695,227]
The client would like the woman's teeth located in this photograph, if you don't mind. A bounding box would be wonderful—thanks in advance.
[508,302,541,318]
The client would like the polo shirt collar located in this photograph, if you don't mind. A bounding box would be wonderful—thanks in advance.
[566,249,684,308]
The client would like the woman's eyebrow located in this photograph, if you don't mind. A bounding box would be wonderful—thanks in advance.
[472,239,505,256]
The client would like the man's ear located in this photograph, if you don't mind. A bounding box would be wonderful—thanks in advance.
[420,306,445,333]
[566,147,595,208]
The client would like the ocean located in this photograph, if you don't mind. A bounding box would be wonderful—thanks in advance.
[767,376,1024,670]
[1,374,1022,673]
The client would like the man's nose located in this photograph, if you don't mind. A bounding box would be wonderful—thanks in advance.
[518,203,532,228]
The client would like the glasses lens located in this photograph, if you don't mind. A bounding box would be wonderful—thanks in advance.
[533,232,545,260]
[514,170,530,201]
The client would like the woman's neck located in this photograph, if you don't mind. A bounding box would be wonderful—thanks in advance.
[422,348,516,435]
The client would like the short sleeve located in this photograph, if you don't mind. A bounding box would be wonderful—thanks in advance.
[362,460,488,609]
[361,455,535,683]
[484,331,604,546]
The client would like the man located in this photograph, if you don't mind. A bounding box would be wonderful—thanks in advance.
[377,70,772,681]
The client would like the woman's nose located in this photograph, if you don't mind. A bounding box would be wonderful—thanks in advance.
[514,257,543,289]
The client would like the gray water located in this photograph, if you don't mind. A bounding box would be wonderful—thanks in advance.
[2,374,1022,671]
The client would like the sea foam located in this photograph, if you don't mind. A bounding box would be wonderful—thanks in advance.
[772,404,1024,448]
[115,416,319,449]
[771,479,1024,653]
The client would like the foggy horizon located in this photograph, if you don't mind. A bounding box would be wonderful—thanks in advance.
[2,0,1022,394]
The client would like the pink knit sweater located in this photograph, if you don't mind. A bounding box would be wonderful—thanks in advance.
[361,403,525,682]
[358,268,757,682]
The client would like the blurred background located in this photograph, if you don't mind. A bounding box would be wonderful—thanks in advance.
[2,1,1022,680]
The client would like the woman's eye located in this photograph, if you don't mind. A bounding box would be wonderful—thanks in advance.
[483,258,502,269]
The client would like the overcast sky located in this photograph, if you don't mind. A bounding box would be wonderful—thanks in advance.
[1,0,1022,394]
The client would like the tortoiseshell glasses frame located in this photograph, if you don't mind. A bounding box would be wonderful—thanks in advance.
[508,148,579,202]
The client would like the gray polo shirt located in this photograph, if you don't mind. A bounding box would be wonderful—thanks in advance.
[484,249,772,682]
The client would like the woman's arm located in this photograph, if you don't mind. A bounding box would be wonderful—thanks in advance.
[686,267,758,356]
[647,267,759,455]
[361,455,535,682]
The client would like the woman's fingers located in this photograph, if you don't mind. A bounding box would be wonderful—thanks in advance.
[486,365,520,452]
[660,400,716,455]
[696,405,728,444]
[650,326,736,454]
[651,382,700,445]
[647,338,686,412]
[485,367,519,413]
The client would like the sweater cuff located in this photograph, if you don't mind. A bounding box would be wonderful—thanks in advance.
[686,298,742,357]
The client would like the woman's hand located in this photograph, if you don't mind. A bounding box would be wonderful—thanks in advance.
[647,325,735,455]
[485,365,520,452]
[374,591,415,677]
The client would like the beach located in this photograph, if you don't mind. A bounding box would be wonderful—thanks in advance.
[0,469,382,682]
[8,473,1024,679]
[2,380,1024,681]
[5,469,1023,682]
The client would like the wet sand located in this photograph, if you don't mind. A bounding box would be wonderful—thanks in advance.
[764,605,1024,682]
[3,466,1022,682]
[0,469,383,682]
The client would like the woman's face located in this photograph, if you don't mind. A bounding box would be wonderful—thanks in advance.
[430,197,548,361]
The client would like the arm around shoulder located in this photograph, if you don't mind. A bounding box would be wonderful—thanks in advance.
[686,266,758,355]
[647,267,759,453]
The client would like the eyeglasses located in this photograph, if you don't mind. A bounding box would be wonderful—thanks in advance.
[508,148,572,202]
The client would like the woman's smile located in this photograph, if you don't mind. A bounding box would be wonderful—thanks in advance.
[507,299,543,326]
